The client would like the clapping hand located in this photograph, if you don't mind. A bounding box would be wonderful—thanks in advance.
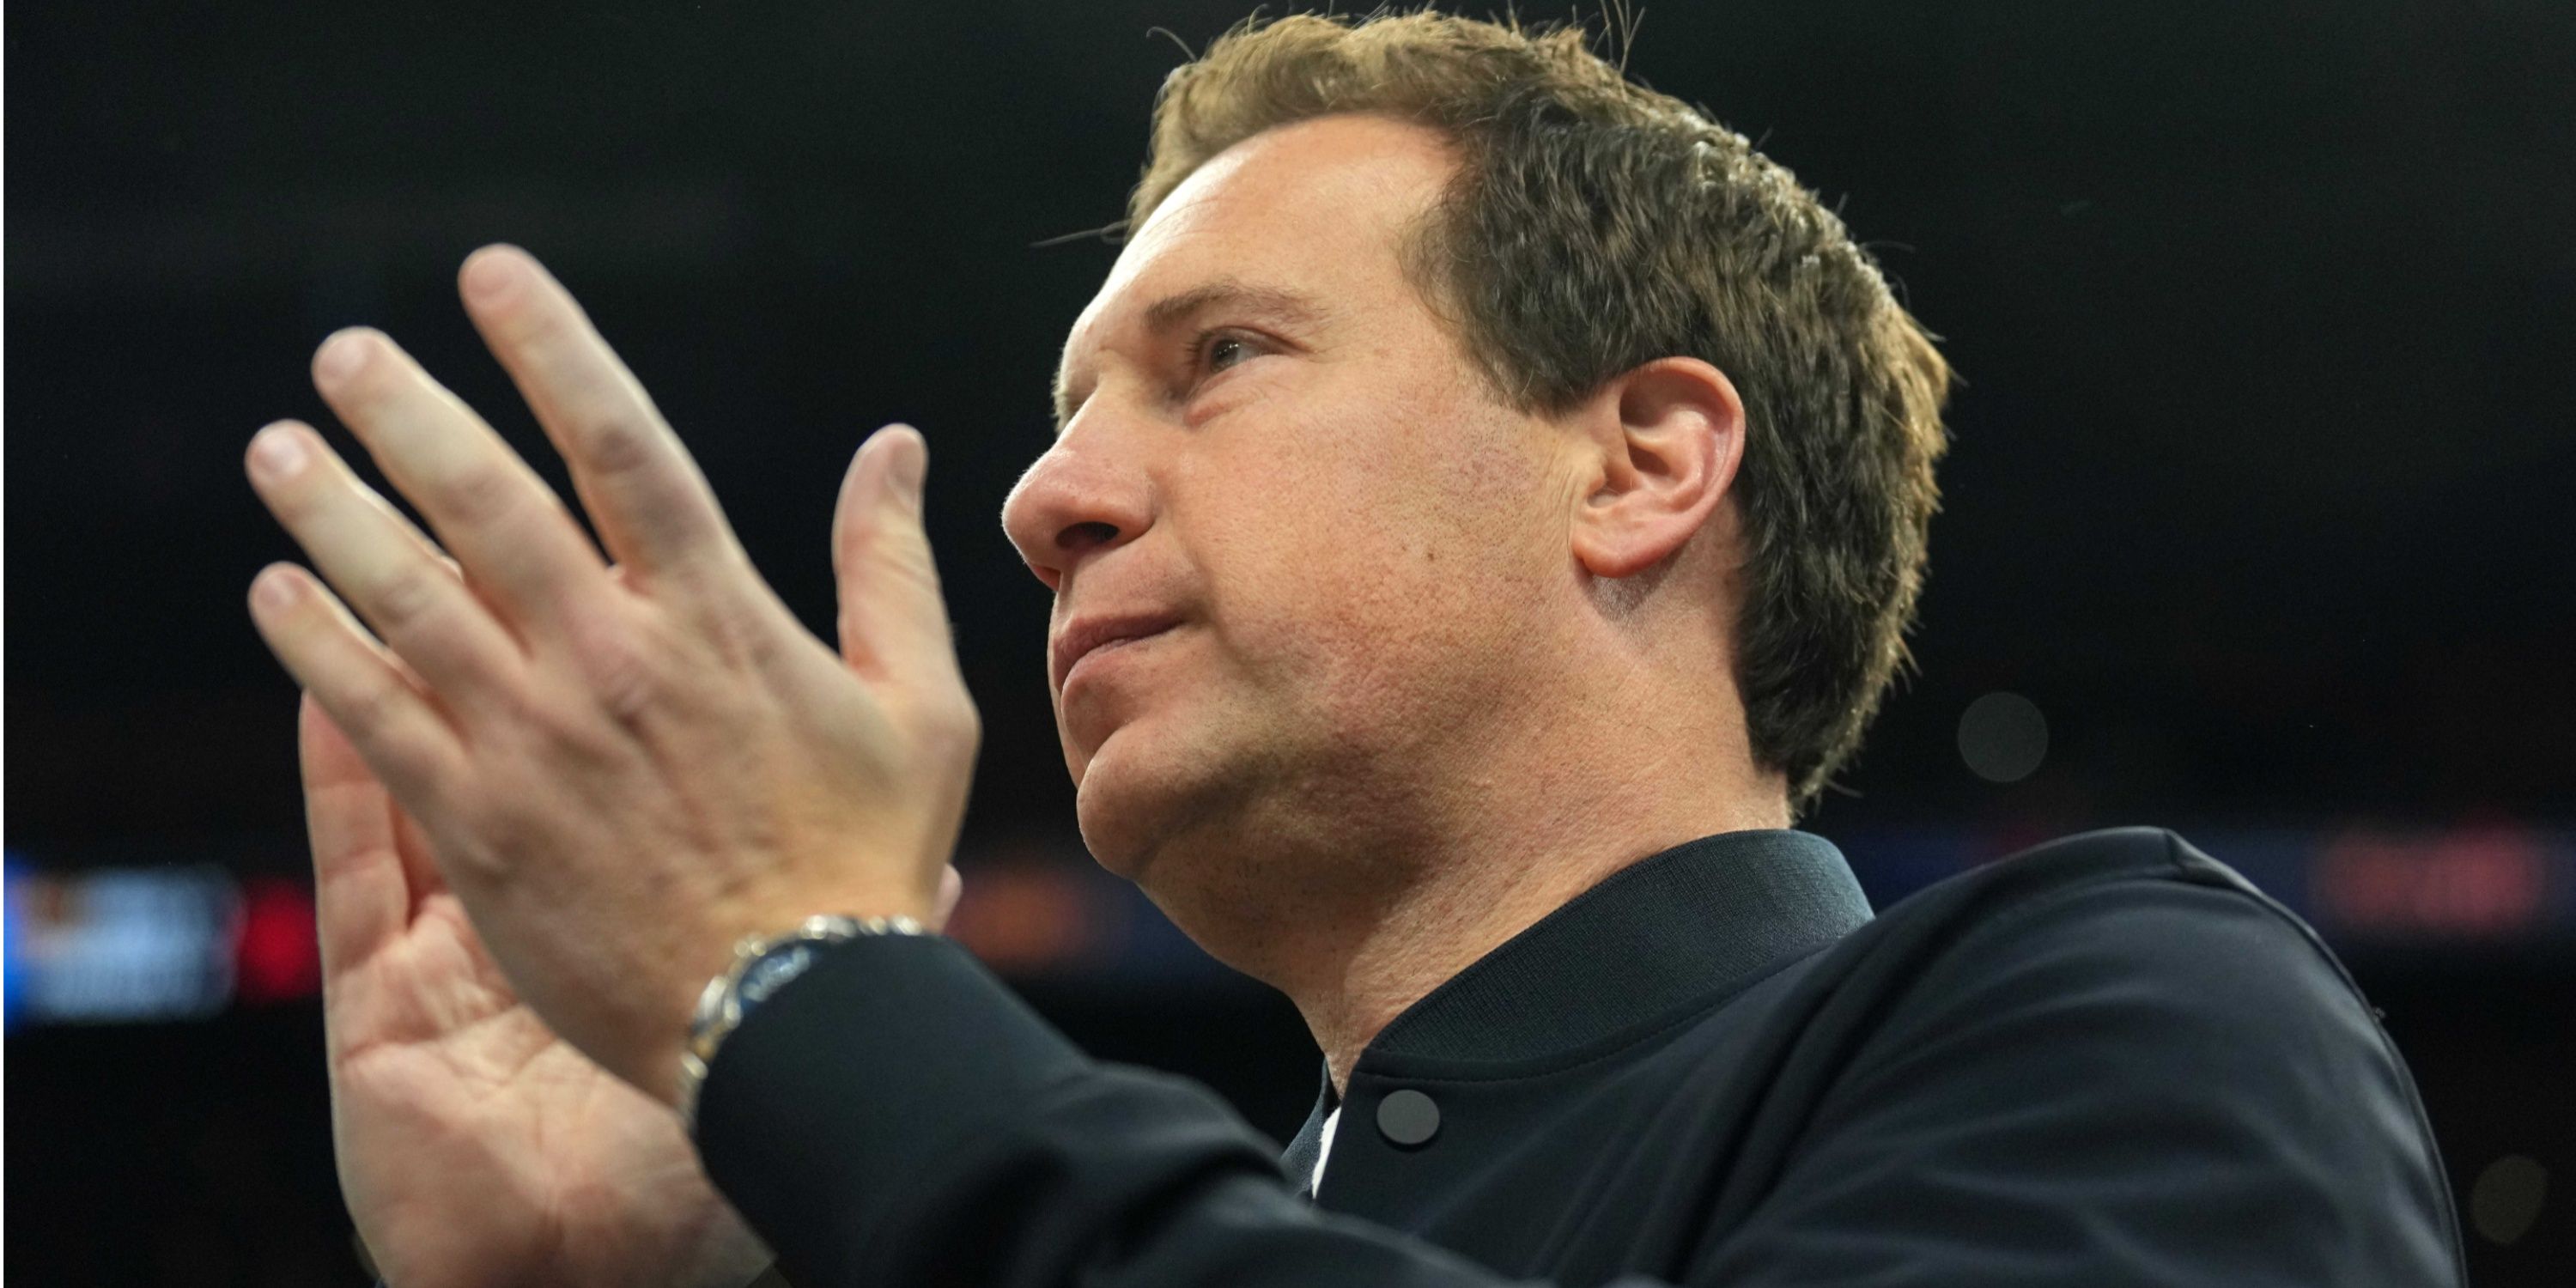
[246,245,979,1288]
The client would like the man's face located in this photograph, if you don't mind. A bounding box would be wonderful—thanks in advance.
[1001,114,1577,910]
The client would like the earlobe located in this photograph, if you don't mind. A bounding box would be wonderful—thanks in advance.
[1570,357,1746,582]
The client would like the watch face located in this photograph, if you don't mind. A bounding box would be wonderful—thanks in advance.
[739,943,818,1007]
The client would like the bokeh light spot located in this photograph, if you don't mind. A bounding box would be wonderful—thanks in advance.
[1959,691,2049,783]
[2470,1153,2549,1245]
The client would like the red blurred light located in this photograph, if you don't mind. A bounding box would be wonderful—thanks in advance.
[234,876,321,1003]
[2315,826,2549,939]
[945,864,1101,974]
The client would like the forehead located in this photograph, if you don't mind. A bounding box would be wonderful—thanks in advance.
[1055,115,1459,384]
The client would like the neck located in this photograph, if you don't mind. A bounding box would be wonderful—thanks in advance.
[1301,806,1787,1097]
[1290,651,1787,1095]
[1124,580,1789,1096]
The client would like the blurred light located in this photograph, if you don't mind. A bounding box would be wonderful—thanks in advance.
[3,864,239,1027]
[1958,691,2049,783]
[3,853,27,1029]
[2469,1154,2549,1245]
[2315,825,2550,940]
[945,863,1112,975]
[3,815,2571,1024]
[234,877,322,1005]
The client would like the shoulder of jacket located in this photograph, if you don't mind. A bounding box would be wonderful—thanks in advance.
[1880,824,2270,923]
[1838,825,2352,990]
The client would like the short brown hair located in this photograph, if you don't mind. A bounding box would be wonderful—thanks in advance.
[1130,9,1954,817]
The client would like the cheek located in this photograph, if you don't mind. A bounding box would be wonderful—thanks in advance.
[1195,468,1399,656]
[1202,456,1533,723]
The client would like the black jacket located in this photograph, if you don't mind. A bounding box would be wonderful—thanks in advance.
[696,826,2464,1287]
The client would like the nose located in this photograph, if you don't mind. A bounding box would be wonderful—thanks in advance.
[1000,433,1154,592]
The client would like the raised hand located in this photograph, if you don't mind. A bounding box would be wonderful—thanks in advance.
[245,245,981,1284]
[301,690,780,1288]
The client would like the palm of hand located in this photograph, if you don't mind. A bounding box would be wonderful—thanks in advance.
[309,697,769,1288]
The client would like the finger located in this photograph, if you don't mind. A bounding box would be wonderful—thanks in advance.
[298,691,404,978]
[307,328,616,638]
[298,692,443,981]
[247,420,529,710]
[933,865,964,929]
[251,562,470,840]
[306,553,474,919]
[831,425,963,687]
[454,245,747,586]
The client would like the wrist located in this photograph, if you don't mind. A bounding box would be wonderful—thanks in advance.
[677,914,932,1129]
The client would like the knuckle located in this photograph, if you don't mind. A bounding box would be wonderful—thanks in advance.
[440,461,523,529]
[574,407,659,478]
[569,615,663,723]
[369,566,446,629]
[336,680,423,769]
[340,677,401,732]
[700,591,786,669]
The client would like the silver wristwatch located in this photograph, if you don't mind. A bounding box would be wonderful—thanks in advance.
[677,913,927,1130]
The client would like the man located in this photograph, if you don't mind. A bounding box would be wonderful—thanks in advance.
[242,11,2464,1288]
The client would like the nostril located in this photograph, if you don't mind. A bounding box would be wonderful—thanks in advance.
[1059,520,1120,554]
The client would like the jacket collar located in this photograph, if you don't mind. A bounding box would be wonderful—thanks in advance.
[1362,828,1872,1065]
[1283,829,1870,1188]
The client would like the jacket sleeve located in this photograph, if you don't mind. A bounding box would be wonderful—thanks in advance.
[693,933,1522,1288]
[693,880,2464,1288]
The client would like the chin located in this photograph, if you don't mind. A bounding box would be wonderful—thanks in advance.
[1068,715,1255,892]
[1067,716,1372,987]
[1068,721,1188,883]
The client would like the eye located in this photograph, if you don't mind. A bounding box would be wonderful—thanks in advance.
[1190,328,1261,377]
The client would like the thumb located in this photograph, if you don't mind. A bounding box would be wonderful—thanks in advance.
[831,423,958,684]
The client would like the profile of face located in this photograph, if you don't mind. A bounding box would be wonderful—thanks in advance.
[1000,114,1736,939]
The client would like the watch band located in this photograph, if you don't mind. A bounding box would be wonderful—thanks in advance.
[678,913,927,1130]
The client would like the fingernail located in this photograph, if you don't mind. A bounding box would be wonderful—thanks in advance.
[252,426,309,478]
[872,428,908,497]
[253,567,299,611]
[463,248,522,302]
[316,331,369,384]
[888,427,927,501]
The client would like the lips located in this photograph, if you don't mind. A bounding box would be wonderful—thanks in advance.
[1051,612,1181,693]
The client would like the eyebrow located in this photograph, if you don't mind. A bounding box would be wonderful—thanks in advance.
[1053,279,1333,434]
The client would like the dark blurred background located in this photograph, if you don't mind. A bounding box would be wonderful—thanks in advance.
[7,1,2571,1283]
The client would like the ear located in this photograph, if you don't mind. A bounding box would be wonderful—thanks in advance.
[1567,356,1747,580]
